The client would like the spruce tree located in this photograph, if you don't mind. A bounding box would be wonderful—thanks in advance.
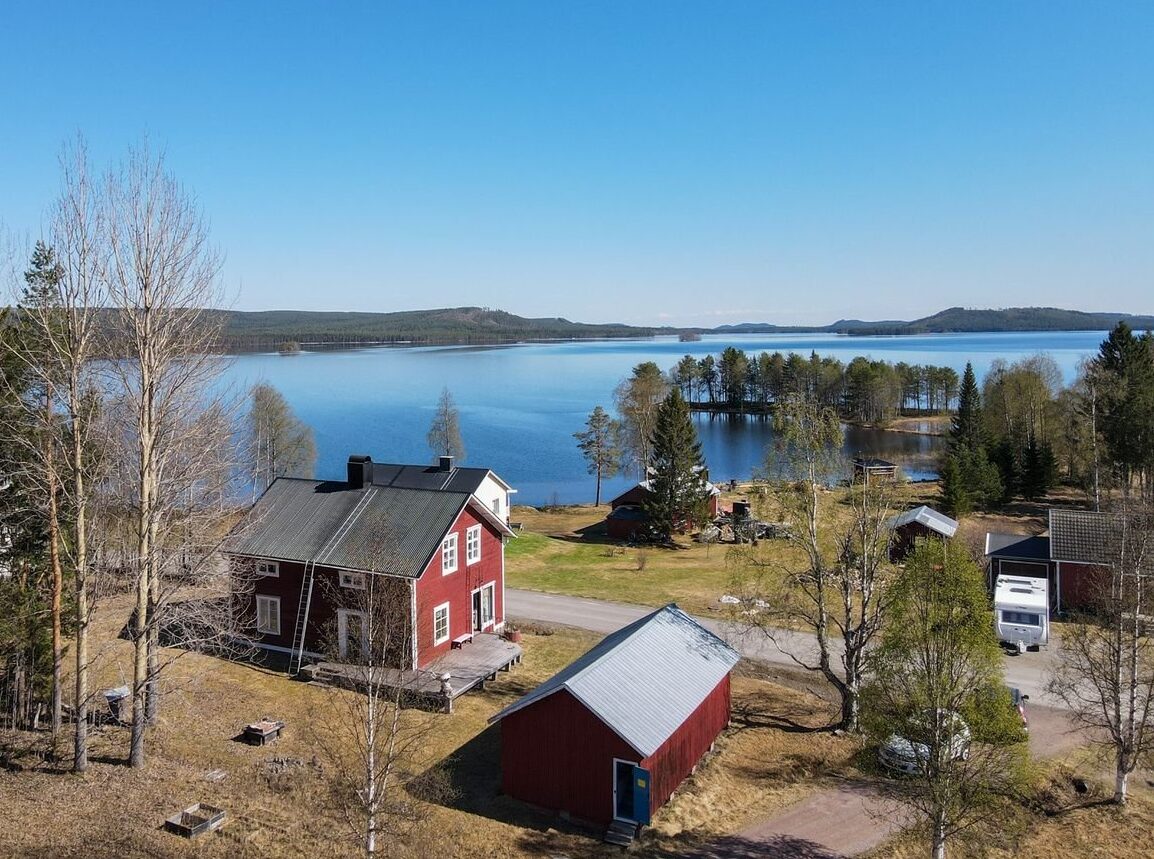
[1092,322,1154,493]
[1020,435,1057,501]
[938,456,972,517]
[642,389,710,541]
[950,362,983,453]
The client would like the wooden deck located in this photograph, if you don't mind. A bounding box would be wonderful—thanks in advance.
[308,633,522,712]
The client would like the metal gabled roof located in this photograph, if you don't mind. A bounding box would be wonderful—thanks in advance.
[223,478,472,577]
[489,604,739,758]
[985,532,1051,560]
[887,505,958,538]
[369,462,501,493]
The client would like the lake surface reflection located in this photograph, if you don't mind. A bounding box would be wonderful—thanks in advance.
[223,331,1103,505]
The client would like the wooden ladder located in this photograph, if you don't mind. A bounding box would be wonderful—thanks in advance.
[288,488,377,674]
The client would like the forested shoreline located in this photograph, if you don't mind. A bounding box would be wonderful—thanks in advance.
[668,347,960,425]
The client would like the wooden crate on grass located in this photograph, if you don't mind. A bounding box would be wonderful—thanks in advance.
[165,803,226,839]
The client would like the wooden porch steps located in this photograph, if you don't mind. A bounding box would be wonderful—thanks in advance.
[604,819,638,846]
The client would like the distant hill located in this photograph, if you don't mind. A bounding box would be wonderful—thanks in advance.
[207,304,1154,350]
[840,307,1154,335]
[219,307,667,349]
[713,307,1154,336]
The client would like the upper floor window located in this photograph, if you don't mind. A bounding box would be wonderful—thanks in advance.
[339,571,366,590]
[256,560,279,577]
[441,533,458,574]
[466,525,482,565]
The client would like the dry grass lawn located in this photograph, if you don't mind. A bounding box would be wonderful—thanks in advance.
[506,482,939,615]
[869,761,1154,859]
[0,595,863,859]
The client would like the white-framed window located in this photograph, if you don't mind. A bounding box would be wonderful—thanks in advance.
[491,496,501,516]
[256,560,279,577]
[340,571,366,590]
[466,525,482,565]
[256,595,281,635]
[441,533,458,575]
[433,602,450,645]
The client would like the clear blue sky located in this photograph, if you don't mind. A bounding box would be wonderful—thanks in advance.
[1,2,1151,326]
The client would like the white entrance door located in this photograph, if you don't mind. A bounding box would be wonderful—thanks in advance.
[337,609,368,661]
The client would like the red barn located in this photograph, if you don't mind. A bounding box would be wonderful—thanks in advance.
[606,476,721,540]
[489,604,739,841]
[886,505,958,561]
[224,455,516,674]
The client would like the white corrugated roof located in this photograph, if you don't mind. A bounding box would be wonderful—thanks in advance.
[887,505,958,538]
[489,605,739,757]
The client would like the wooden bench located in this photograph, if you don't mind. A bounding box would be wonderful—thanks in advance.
[451,633,474,649]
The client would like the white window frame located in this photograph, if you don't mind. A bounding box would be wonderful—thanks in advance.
[256,560,279,578]
[466,524,482,565]
[477,581,495,629]
[491,496,501,516]
[441,533,458,575]
[256,595,281,636]
[433,602,450,646]
[339,571,366,590]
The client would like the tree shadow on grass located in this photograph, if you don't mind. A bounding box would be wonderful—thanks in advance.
[410,723,598,841]
[729,699,834,734]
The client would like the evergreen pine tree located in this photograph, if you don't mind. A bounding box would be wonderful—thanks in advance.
[573,405,621,506]
[988,438,1021,504]
[1092,322,1154,492]
[1020,435,1057,501]
[939,456,972,517]
[642,389,710,541]
[950,362,983,453]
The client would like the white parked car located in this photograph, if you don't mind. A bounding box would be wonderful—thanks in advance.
[879,711,972,776]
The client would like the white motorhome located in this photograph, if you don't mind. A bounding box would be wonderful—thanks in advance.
[994,575,1049,651]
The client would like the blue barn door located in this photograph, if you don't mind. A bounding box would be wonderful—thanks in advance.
[631,765,651,826]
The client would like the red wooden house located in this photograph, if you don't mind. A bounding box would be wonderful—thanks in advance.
[985,508,1144,613]
[224,455,516,673]
[489,604,739,838]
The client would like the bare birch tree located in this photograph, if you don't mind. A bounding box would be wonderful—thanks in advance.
[1047,504,1154,804]
[426,386,464,461]
[730,396,899,731]
[1,141,111,770]
[104,144,235,768]
[865,538,1027,859]
[313,572,450,857]
[247,382,316,498]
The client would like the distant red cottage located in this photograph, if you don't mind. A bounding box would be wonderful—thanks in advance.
[606,474,721,540]
[489,604,739,839]
[224,455,516,674]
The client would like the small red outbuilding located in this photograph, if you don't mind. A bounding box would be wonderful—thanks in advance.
[489,604,739,833]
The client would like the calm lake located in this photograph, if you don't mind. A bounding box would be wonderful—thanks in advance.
[224,331,1106,506]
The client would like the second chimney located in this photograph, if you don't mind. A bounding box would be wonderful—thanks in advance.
[348,454,373,488]
[438,455,454,473]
